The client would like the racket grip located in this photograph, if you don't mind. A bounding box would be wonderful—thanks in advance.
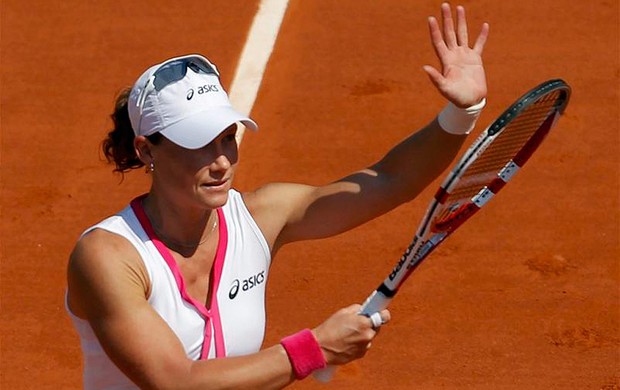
[360,289,392,316]
[312,290,393,382]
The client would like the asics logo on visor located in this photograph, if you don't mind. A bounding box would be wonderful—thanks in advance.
[186,84,220,101]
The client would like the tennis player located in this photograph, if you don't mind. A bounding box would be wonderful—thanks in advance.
[66,3,489,389]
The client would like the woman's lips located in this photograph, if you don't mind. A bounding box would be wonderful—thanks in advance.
[201,179,228,190]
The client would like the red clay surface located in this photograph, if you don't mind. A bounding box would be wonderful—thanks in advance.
[1,1,618,389]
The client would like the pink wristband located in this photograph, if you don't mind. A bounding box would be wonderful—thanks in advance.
[280,329,327,380]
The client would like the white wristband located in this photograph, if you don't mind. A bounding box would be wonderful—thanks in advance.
[437,98,486,135]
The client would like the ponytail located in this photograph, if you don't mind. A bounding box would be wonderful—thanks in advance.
[102,88,162,173]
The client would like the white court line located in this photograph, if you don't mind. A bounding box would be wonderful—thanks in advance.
[229,0,289,143]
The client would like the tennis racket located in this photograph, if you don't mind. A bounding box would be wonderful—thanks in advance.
[314,79,571,382]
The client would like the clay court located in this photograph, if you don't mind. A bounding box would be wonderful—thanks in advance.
[1,1,618,388]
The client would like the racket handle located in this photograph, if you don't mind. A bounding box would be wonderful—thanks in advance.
[360,289,392,316]
[312,290,393,382]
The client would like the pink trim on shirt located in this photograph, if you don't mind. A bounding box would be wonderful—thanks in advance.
[130,195,228,359]
[208,210,227,359]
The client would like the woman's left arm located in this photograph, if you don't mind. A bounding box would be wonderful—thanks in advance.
[249,4,490,250]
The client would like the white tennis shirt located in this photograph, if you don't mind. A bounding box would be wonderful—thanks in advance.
[67,189,272,389]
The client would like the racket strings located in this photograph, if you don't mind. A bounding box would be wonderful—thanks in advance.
[469,101,558,168]
[464,118,546,174]
[444,92,563,202]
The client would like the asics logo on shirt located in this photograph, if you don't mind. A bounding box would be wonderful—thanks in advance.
[229,270,265,300]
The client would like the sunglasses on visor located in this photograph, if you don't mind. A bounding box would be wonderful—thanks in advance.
[135,57,220,131]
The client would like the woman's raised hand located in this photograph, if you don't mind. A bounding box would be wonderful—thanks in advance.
[423,3,489,108]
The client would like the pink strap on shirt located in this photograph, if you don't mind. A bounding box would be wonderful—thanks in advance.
[131,195,228,359]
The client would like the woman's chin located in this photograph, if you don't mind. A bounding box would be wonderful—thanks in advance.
[197,183,230,208]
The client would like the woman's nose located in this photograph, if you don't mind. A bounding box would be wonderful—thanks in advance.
[211,153,231,170]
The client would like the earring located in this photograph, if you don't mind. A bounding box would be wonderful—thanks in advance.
[146,161,155,173]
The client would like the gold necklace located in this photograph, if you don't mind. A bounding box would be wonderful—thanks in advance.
[154,215,218,249]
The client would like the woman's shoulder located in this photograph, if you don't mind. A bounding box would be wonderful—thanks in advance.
[75,225,136,255]
[234,184,280,219]
[236,183,301,211]
[69,227,145,284]
[232,183,312,249]
[238,182,318,215]
[67,227,150,318]
[68,200,150,301]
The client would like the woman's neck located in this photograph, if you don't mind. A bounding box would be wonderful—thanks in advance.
[142,191,217,249]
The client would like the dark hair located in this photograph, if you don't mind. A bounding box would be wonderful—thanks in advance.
[102,87,163,173]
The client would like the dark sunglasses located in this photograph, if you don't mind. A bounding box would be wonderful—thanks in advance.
[135,56,220,130]
[150,57,219,92]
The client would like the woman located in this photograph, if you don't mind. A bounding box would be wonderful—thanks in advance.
[67,3,489,389]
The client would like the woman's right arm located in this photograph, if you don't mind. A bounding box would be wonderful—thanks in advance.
[67,229,383,389]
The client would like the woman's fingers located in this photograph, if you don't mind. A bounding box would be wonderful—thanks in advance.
[456,5,469,46]
[473,22,490,55]
[440,2,458,48]
[428,16,448,58]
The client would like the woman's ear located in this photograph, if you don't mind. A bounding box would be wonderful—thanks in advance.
[134,135,153,165]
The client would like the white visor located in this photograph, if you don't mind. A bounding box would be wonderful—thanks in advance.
[127,54,257,149]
